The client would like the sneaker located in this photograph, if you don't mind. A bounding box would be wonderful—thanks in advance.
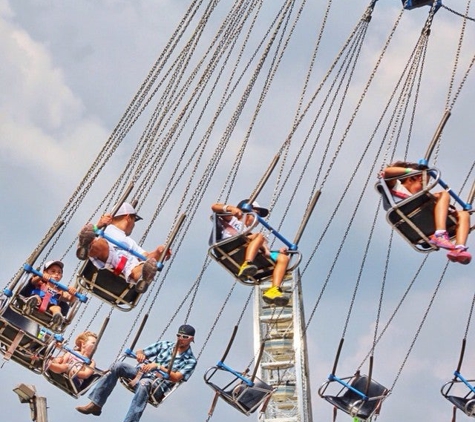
[262,286,289,306]
[429,232,454,250]
[447,248,472,265]
[23,296,38,315]
[135,258,157,293]
[237,261,258,278]
[50,313,65,331]
[76,223,96,260]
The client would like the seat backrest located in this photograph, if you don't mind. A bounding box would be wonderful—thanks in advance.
[227,379,273,413]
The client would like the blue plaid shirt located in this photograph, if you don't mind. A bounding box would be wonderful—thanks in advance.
[142,340,197,391]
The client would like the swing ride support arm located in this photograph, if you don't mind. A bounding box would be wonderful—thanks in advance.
[427,170,472,210]
[255,215,298,251]
[327,374,368,401]
[22,264,88,303]
[61,345,91,365]
[216,361,254,387]
[123,348,170,380]
[454,371,475,395]
[94,228,163,268]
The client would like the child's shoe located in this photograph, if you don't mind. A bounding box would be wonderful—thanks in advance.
[429,231,454,250]
[447,247,472,265]
[237,261,258,278]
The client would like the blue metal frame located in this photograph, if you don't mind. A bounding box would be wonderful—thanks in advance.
[238,202,298,251]
[216,361,254,387]
[328,374,368,401]
[22,264,88,303]
[418,159,472,210]
[454,371,475,395]
[94,227,165,271]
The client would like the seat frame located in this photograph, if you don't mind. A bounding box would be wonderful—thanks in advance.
[375,168,460,253]
[118,353,182,407]
[42,342,106,398]
[208,212,301,286]
[77,260,141,311]
[318,373,389,421]
[441,371,475,417]
[204,362,274,416]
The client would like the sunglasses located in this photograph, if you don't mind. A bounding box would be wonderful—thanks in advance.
[176,333,192,339]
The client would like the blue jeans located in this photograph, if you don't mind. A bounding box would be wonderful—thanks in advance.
[89,361,163,422]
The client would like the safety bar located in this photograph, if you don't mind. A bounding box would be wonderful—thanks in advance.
[23,264,88,303]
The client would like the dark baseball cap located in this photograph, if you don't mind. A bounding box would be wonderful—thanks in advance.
[178,324,195,337]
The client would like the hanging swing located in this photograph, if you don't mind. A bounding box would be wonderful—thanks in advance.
[77,198,185,311]
[441,292,475,419]
[6,264,88,334]
[42,318,109,398]
[375,161,473,253]
[204,326,274,417]
[116,315,188,407]
[0,228,86,374]
[318,342,390,422]
[208,156,301,287]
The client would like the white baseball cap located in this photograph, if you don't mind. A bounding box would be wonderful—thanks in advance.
[114,202,143,221]
[43,260,64,271]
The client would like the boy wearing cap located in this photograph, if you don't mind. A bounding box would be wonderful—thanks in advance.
[76,324,197,421]
[76,202,171,293]
[23,260,77,331]
[211,200,290,305]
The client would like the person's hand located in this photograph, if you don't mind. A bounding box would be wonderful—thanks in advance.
[136,351,147,363]
[279,247,289,254]
[230,206,243,219]
[67,286,77,296]
[141,362,158,373]
[97,213,113,229]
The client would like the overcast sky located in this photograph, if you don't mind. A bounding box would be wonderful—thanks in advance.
[1,1,475,422]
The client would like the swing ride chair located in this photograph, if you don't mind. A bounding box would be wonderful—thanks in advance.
[403,0,442,11]
[208,210,301,287]
[6,265,85,335]
[0,263,85,374]
[375,167,473,253]
[204,328,274,417]
[76,222,169,311]
[42,342,106,399]
[117,349,182,408]
[76,260,141,312]
[441,371,475,417]
[0,317,58,374]
[318,373,390,421]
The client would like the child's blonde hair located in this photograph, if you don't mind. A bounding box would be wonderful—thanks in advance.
[75,331,98,349]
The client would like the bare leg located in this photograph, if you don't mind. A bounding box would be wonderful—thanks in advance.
[245,233,265,262]
[433,191,450,230]
[88,238,110,262]
[271,254,290,288]
[454,210,470,246]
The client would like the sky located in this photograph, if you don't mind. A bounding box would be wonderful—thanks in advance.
[1,1,475,422]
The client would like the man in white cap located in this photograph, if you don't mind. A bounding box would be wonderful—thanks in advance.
[210,199,290,305]
[76,202,171,293]
[76,324,197,421]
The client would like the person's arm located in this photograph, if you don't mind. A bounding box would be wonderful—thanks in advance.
[75,360,96,379]
[382,166,415,189]
[211,203,242,221]
[61,286,77,303]
[47,353,70,374]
